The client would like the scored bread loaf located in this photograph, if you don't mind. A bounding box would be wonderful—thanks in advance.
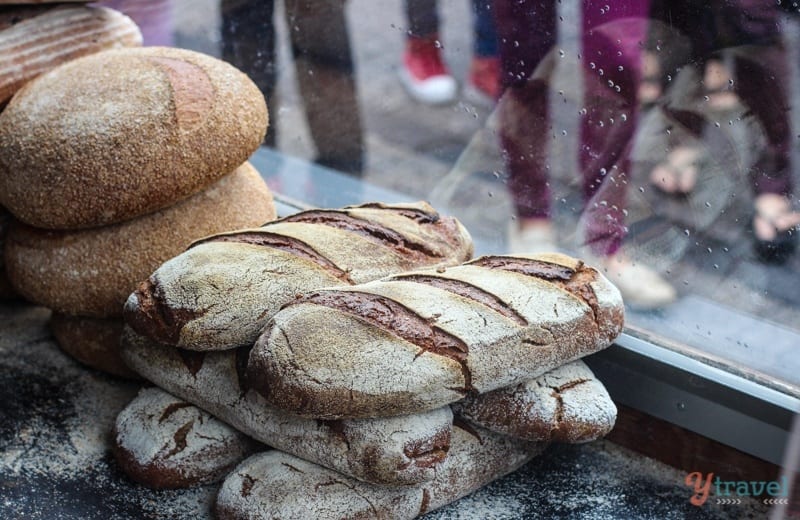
[0,4,141,107]
[248,252,624,419]
[215,423,545,520]
[121,328,453,486]
[49,313,139,379]
[5,162,275,318]
[453,359,617,443]
[112,387,260,489]
[0,46,267,229]
[124,201,473,351]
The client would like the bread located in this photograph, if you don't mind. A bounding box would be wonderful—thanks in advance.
[121,328,453,485]
[5,162,275,317]
[248,252,624,419]
[112,387,260,489]
[124,201,473,351]
[215,423,545,520]
[0,206,16,300]
[454,359,617,443]
[0,46,267,229]
[49,313,139,379]
[0,5,141,107]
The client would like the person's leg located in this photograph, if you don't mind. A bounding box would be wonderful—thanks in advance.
[220,0,276,147]
[284,0,365,177]
[468,0,501,100]
[400,0,456,104]
[405,0,439,38]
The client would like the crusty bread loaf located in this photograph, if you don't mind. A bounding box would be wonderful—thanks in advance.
[124,201,473,351]
[0,5,141,107]
[121,328,453,485]
[215,423,545,520]
[113,387,260,489]
[454,359,617,443]
[248,252,624,419]
[49,313,139,379]
[5,162,275,317]
[0,46,268,229]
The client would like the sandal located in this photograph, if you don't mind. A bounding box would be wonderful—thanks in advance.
[649,145,703,196]
[753,194,800,264]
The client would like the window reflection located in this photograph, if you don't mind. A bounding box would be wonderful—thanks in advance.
[169,0,800,390]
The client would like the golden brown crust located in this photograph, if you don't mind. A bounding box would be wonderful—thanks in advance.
[49,313,139,379]
[5,163,275,317]
[0,46,268,229]
[0,5,142,106]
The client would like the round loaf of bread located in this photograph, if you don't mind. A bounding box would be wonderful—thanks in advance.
[5,162,275,317]
[0,5,142,107]
[0,46,268,229]
[49,313,139,379]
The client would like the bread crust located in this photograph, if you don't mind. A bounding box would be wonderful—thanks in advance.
[112,387,260,489]
[121,328,454,486]
[454,359,617,443]
[49,312,139,379]
[0,46,268,229]
[215,423,545,520]
[124,201,473,351]
[5,163,275,317]
[248,253,624,419]
[0,5,142,106]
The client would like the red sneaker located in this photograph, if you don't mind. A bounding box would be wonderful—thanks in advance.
[467,56,501,103]
[399,35,457,104]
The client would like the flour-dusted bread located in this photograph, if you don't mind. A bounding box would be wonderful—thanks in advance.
[124,202,473,351]
[454,360,617,443]
[249,253,624,419]
[5,163,275,317]
[112,387,260,489]
[0,46,267,229]
[121,328,453,486]
[215,422,545,520]
[49,313,138,379]
[0,4,141,107]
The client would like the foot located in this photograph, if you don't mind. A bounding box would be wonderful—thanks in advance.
[599,253,677,309]
[467,55,501,103]
[398,34,457,105]
[507,219,558,254]
[649,145,703,195]
[753,193,800,263]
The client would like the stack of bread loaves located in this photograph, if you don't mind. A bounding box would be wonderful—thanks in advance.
[0,45,276,378]
[0,1,143,299]
[115,201,625,518]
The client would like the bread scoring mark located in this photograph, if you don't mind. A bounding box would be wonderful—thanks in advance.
[294,290,473,392]
[388,274,528,326]
[158,402,193,423]
[125,278,209,346]
[193,231,354,284]
[419,489,432,515]
[239,473,256,497]
[470,256,601,321]
[281,462,305,474]
[160,420,193,460]
[548,378,590,440]
[317,419,351,451]
[351,202,440,223]
[401,426,450,470]
[452,417,484,444]
[0,5,53,30]
[279,210,445,261]
[177,349,206,377]
[147,56,214,130]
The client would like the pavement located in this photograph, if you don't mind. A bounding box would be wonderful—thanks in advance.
[172,0,800,391]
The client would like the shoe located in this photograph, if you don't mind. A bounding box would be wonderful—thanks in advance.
[466,56,501,103]
[399,35,457,105]
[507,221,558,254]
[597,253,677,310]
[753,194,800,264]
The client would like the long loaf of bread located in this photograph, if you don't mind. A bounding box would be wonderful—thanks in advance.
[0,4,141,106]
[121,328,453,485]
[124,202,473,351]
[248,252,624,419]
[112,387,261,489]
[215,423,545,520]
[454,359,617,443]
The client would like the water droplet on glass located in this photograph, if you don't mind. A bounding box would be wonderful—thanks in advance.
[713,264,720,269]
[714,122,721,128]
[684,229,691,236]
[638,186,645,193]
[600,168,607,175]
[707,247,713,253]
[579,108,588,115]
[559,49,565,57]
[434,40,442,49]
[618,65,624,71]
[705,201,711,207]
[590,62,596,69]
[562,130,568,136]
[599,68,604,76]
[621,114,628,122]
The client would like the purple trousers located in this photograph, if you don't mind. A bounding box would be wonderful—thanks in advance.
[496,0,650,255]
